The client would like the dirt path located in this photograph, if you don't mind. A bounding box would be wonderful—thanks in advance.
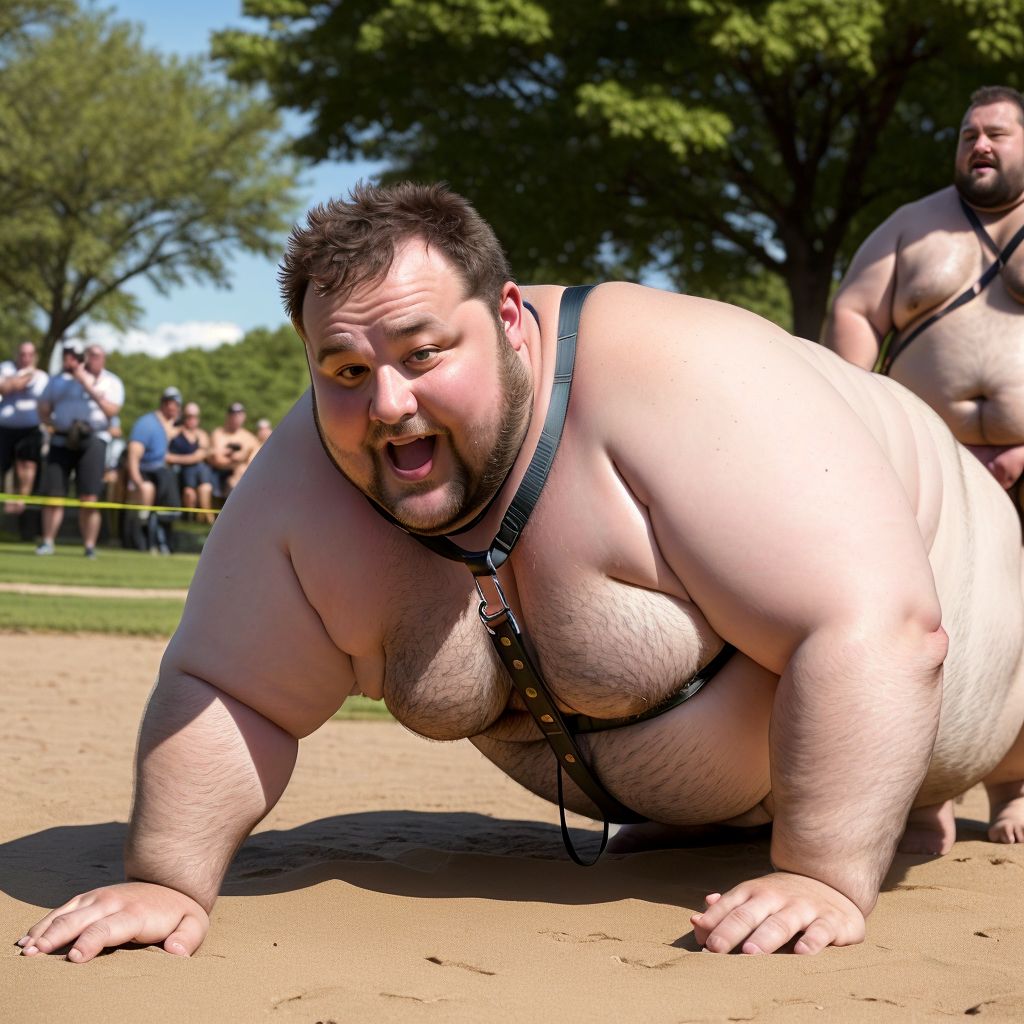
[0,582,188,599]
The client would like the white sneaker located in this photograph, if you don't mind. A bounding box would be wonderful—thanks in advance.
[35,541,55,555]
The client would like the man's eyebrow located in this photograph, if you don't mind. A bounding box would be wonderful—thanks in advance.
[314,335,358,366]
[380,314,448,339]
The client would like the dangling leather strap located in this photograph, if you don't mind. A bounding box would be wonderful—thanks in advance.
[880,197,1024,374]
[372,285,647,864]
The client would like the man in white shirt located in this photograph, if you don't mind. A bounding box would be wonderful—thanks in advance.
[0,341,48,514]
[36,341,125,557]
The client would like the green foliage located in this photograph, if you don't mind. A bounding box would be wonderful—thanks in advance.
[0,5,301,365]
[215,0,1024,337]
[0,0,72,44]
[106,324,308,433]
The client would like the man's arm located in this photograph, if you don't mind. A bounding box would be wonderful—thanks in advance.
[19,671,298,962]
[125,439,145,492]
[595,286,946,953]
[72,365,122,420]
[823,216,902,369]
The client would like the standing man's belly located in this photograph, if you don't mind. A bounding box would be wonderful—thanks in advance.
[889,300,1024,516]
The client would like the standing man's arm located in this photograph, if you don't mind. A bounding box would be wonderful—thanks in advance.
[71,363,122,420]
[823,217,902,369]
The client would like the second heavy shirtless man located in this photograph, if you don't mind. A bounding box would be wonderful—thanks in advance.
[827,85,1024,523]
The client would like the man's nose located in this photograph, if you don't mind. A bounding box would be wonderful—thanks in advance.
[369,365,417,423]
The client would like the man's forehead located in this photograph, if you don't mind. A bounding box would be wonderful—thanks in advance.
[961,101,1022,131]
[302,242,470,339]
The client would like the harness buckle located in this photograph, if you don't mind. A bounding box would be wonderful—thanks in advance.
[475,572,519,632]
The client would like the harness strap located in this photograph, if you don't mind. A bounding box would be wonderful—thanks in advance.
[880,198,1024,374]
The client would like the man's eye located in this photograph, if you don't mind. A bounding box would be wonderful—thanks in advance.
[337,366,367,381]
[408,348,438,365]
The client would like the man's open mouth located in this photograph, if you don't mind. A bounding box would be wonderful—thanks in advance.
[385,435,437,480]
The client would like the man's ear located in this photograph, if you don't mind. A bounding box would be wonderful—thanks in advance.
[497,283,525,349]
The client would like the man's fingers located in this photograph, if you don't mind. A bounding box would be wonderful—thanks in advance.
[66,910,143,963]
[163,913,207,957]
[20,903,103,956]
[698,894,780,953]
[741,907,819,955]
[793,919,836,955]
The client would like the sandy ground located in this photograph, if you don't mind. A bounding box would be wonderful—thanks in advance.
[2,631,1023,1023]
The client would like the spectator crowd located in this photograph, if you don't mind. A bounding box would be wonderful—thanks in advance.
[0,339,271,556]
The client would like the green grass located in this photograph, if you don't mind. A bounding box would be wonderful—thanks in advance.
[332,696,394,721]
[0,591,185,635]
[0,538,393,720]
[0,540,198,588]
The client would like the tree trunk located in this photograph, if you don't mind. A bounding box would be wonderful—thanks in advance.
[785,248,835,343]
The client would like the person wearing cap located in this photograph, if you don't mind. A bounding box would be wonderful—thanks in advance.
[125,387,184,554]
[35,341,124,557]
[208,401,257,499]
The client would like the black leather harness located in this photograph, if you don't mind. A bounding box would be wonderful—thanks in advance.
[880,196,1024,374]
[373,285,735,863]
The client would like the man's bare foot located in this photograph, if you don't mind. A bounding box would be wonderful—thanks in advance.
[898,800,956,855]
[985,780,1024,843]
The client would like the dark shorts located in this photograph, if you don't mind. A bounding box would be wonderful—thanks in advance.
[179,461,214,491]
[40,438,108,499]
[0,425,42,476]
[141,465,181,511]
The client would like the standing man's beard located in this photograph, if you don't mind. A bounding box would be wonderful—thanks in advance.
[955,162,1024,209]
[313,321,534,535]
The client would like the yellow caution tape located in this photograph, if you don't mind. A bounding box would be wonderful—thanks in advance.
[0,492,218,517]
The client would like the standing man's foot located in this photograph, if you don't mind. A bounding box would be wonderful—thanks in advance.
[35,541,55,556]
[84,546,97,559]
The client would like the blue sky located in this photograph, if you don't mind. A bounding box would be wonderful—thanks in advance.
[101,1,380,352]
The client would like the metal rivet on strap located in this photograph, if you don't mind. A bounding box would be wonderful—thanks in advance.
[564,753,576,764]
[512,659,524,670]
[525,687,538,698]
[540,714,554,723]
[500,637,512,647]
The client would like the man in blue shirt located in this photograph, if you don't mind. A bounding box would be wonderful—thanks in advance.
[126,386,182,554]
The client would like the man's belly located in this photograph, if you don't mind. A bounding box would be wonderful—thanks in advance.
[471,650,777,826]
[888,300,1024,446]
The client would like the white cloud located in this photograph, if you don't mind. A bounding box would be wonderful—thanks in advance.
[82,321,245,359]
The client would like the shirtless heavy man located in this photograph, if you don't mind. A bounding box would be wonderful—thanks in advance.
[826,85,1024,522]
[19,183,1024,963]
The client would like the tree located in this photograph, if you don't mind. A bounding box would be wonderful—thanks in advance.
[0,0,72,44]
[107,325,308,434]
[0,7,301,365]
[214,0,1024,337]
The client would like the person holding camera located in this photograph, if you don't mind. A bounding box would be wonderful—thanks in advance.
[207,401,257,500]
[35,341,124,557]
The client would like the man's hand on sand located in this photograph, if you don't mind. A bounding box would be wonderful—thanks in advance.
[18,882,209,963]
[690,872,866,954]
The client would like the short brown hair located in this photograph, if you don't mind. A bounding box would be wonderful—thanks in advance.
[279,181,512,334]
[967,85,1024,124]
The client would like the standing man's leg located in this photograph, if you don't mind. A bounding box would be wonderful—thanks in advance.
[36,446,74,554]
[76,437,108,558]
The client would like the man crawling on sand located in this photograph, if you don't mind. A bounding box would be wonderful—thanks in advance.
[19,183,1024,962]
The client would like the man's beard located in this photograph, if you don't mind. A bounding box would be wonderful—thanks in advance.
[955,161,1024,209]
[315,322,534,535]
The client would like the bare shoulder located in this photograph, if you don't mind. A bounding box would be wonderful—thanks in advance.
[164,394,390,737]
